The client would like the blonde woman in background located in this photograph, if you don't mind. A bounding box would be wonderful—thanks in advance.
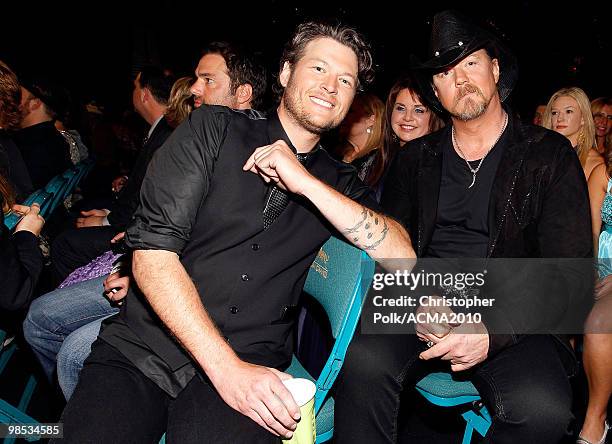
[543,87,603,180]
[334,93,385,182]
[591,97,612,158]
[165,76,195,129]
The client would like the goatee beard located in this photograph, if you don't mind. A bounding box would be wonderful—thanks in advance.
[451,84,490,121]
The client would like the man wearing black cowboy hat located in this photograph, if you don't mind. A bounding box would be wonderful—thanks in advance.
[335,10,593,443]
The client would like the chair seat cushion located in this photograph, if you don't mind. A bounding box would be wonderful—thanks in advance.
[416,372,480,398]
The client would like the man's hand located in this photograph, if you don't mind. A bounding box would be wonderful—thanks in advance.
[209,359,301,438]
[76,209,109,228]
[419,321,489,372]
[13,203,45,236]
[111,231,125,243]
[112,175,128,193]
[242,140,312,195]
[80,209,109,217]
[415,296,460,340]
[103,272,129,305]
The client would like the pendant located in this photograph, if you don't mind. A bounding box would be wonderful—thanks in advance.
[468,172,476,188]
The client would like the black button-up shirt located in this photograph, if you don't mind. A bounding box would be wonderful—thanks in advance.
[100,105,376,396]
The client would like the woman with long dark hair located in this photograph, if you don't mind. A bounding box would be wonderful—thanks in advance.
[366,76,444,198]
[0,60,44,314]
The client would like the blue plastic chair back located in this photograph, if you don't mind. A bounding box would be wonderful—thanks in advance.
[3,158,95,230]
[3,190,52,230]
[60,158,94,204]
[62,158,95,205]
[42,174,69,217]
[416,372,492,443]
[62,167,79,195]
[286,236,375,443]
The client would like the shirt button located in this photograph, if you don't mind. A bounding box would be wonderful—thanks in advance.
[251,243,260,251]
[241,273,249,281]
[230,306,239,314]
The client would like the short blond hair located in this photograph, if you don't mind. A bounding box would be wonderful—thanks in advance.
[165,76,194,128]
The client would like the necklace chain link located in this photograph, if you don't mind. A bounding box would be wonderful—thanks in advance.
[452,112,508,188]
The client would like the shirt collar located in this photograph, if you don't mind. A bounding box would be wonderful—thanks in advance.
[148,115,164,139]
[266,110,321,160]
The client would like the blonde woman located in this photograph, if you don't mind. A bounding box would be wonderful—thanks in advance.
[543,87,603,180]
[591,97,612,157]
[335,93,385,182]
[165,76,195,129]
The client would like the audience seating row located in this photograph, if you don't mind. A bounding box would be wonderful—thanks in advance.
[3,158,94,230]
[0,158,94,443]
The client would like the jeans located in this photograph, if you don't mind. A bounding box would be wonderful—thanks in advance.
[334,332,575,444]
[23,275,119,399]
[52,341,277,444]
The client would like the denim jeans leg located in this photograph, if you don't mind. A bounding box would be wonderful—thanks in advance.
[57,314,117,400]
[23,275,118,381]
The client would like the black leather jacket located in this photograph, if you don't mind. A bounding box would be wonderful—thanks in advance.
[381,112,593,361]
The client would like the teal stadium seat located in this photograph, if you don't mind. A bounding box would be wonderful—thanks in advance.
[0,331,41,443]
[415,371,492,443]
[42,174,69,217]
[3,190,52,231]
[286,236,374,443]
[3,158,94,230]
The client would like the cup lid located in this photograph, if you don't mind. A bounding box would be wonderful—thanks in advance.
[282,378,316,406]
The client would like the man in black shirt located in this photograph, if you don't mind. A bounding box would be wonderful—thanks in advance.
[50,43,268,284]
[335,10,592,444]
[49,67,176,284]
[55,22,414,443]
[14,76,72,190]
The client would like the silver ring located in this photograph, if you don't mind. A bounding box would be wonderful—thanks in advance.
[426,340,434,348]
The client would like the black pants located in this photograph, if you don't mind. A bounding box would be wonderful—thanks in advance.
[52,341,278,444]
[334,333,575,444]
[51,226,118,284]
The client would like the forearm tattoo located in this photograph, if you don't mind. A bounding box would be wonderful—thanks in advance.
[343,207,389,251]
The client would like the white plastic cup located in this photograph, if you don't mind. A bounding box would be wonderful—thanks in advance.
[281,378,317,444]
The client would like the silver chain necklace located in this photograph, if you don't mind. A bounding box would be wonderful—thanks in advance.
[452,112,508,188]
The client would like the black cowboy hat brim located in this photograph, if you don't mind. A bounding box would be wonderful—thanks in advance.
[410,36,489,72]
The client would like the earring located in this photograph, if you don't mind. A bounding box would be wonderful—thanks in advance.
[366,127,372,134]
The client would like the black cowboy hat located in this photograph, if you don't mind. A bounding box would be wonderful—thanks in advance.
[411,10,518,114]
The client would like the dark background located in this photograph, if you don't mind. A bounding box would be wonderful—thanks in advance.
[1,0,609,119]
